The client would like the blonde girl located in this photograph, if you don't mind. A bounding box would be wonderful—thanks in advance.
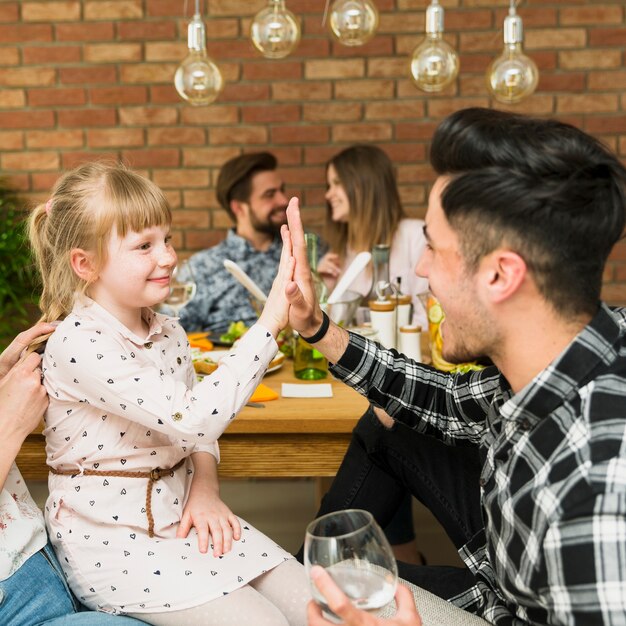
[28,162,309,625]
[319,144,428,327]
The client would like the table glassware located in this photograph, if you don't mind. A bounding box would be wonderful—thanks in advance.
[304,509,398,621]
[165,260,197,316]
[293,332,328,380]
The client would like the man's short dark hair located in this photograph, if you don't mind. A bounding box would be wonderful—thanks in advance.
[430,107,626,318]
[216,152,277,222]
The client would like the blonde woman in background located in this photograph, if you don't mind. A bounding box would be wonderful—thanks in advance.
[319,144,428,327]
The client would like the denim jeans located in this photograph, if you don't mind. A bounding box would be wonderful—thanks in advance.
[298,406,484,600]
[0,542,143,626]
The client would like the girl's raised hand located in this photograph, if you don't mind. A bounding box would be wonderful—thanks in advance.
[318,252,342,280]
[257,221,296,338]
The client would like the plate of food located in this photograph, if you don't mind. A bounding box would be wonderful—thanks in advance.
[192,349,285,377]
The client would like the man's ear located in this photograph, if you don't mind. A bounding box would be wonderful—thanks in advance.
[230,199,247,220]
[481,250,527,304]
[70,248,97,283]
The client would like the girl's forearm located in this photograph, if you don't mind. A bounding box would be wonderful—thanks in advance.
[189,451,220,496]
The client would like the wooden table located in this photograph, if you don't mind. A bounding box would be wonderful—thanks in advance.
[16,365,369,480]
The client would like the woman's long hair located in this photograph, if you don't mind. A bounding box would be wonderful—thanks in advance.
[325,144,406,258]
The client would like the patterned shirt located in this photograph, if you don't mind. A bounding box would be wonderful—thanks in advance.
[178,230,283,333]
[0,464,46,581]
[330,304,626,626]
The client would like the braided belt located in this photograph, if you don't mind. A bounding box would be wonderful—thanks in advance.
[50,459,185,538]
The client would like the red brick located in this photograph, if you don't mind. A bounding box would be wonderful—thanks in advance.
[0,24,52,42]
[146,0,190,17]
[149,128,207,146]
[589,28,626,47]
[395,122,439,141]
[210,126,268,145]
[0,90,25,108]
[0,130,24,150]
[560,6,623,26]
[335,79,394,100]
[0,110,54,129]
[150,86,182,105]
[585,116,626,135]
[172,209,210,229]
[2,151,59,171]
[56,22,115,41]
[184,230,225,251]
[282,167,325,186]
[23,2,81,22]
[184,189,219,210]
[122,148,180,168]
[0,68,55,87]
[589,71,626,91]
[366,101,425,120]
[120,63,177,84]
[62,151,119,169]
[332,123,392,142]
[305,59,365,80]
[118,21,175,40]
[303,102,362,122]
[0,3,19,22]
[331,36,393,58]
[32,172,62,191]
[59,67,118,85]
[119,107,177,126]
[85,43,142,63]
[58,109,117,127]
[23,45,81,64]
[243,61,302,81]
[380,143,427,162]
[0,47,19,66]
[207,39,260,60]
[271,82,331,101]
[183,147,240,167]
[221,83,270,103]
[27,129,83,149]
[84,1,143,20]
[242,104,300,124]
[304,146,341,165]
[87,128,144,148]
[539,72,585,93]
[29,87,86,107]
[271,125,330,144]
[90,86,148,105]
[180,106,239,126]
[153,169,210,189]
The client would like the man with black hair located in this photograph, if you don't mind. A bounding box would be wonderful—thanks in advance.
[179,152,289,333]
[283,108,626,625]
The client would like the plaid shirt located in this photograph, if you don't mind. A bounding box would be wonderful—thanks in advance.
[331,304,626,626]
[178,230,283,333]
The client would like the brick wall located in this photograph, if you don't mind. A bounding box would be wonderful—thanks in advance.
[1,0,625,304]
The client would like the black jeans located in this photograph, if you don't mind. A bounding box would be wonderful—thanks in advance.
[298,406,484,600]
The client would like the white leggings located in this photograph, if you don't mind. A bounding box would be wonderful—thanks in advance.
[128,559,310,626]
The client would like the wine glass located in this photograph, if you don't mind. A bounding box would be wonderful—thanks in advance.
[165,260,197,316]
[304,509,398,621]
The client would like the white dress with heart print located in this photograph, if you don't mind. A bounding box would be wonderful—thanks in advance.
[43,297,292,615]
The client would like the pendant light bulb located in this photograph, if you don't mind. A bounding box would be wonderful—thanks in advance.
[174,11,224,106]
[409,0,459,93]
[329,0,379,47]
[251,0,300,59]
[486,5,538,104]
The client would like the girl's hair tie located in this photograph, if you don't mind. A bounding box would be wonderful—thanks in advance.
[45,199,53,215]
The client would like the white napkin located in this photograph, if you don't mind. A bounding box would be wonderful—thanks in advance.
[281,383,333,398]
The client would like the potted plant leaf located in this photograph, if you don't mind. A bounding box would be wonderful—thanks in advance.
[0,179,38,350]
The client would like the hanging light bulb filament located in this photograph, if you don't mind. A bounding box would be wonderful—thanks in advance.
[174,0,223,106]
[329,0,379,47]
[409,0,459,92]
[486,1,538,104]
[251,0,300,59]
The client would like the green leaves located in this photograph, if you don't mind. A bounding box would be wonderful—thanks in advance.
[0,180,38,350]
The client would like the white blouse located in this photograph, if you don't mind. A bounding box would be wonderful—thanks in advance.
[0,463,47,581]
